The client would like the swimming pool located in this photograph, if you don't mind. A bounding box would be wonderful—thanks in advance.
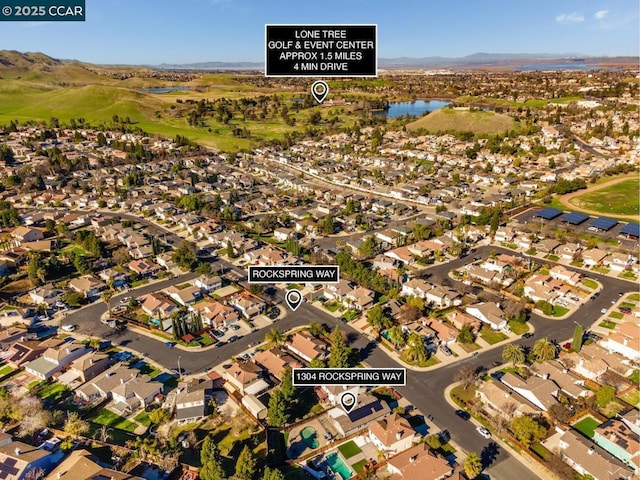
[301,426,319,449]
[326,452,353,480]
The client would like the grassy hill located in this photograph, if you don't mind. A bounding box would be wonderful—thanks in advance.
[406,107,516,135]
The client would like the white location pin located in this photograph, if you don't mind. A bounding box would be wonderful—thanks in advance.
[285,289,303,311]
[311,80,329,104]
[339,391,357,414]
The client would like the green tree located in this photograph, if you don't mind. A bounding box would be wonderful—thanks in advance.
[200,436,224,480]
[226,240,235,258]
[63,291,85,308]
[387,325,407,349]
[265,327,284,348]
[424,434,442,450]
[262,467,285,480]
[328,328,351,368]
[358,235,378,258]
[267,389,288,427]
[281,366,296,401]
[405,333,427,364]
[571,324,584,353]
[511,415,547,447]
[101,290,113,317]
[457,324,475,344]
[235,445,257,480]
[502,344,525,367]
[535,300,553,316]
[464,452,483,479]
[595,385,616,408]
[322,215,335,234]
[148,408,171,425]
[367,305,392,336]
[63,411,89,439]
[532,337,557,362]
[172,241,197,270]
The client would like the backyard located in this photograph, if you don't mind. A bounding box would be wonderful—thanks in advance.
[92,408,138,432]
[573,416,600,439]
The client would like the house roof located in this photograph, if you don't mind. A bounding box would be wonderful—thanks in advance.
[287,332,326,360]
[45,449,144,480]
[253,348,302,378]
[387,443,452,480]
[560,430,633,480]
[369,413,416,447]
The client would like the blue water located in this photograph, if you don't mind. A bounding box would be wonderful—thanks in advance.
[141,87,192,93]
[515,63,605,71]
[326,453,353,480]
[374,100,451,118]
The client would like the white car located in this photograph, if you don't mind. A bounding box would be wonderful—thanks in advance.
[476,426,491,439]
[61,324,75,332]
[601,308,607,314]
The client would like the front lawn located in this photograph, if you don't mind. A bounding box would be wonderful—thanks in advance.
[573,416,600,439]
[400,352,440,367]
[479,326,508,345]
[628,370,640,385]
[450,385,477,407]
[599,320,617,329]
[37,382,70,403]
[581,278,598,290]
[92,408,138,432]
[609,311,624,320]
[323,302,341,312]
[508,320,529,335]
[552,306,570,317]
[134,411,151,426]
[627,293,640,302]
[338,440,362,459]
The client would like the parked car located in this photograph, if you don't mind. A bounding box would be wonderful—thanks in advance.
[619,307,632,314]
[522,332,534,339]
[165,342,176,348]
[440,345,452,356]
[476,426,491,439]
[455,409,470,420]
[61,324,76,332]
[228,335,238,343]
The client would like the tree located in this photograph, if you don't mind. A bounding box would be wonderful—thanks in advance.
[532,337,557,362]
[63,412,89,439]
[535,300,553,316]
[405,333,427,364]
[455,366,478,390]
[424,434,442,450]
[595,384,616,408]
[148,408,171,425]
[502,344,525,367]
[281,366,296,401]
[367,305,392,336]
[200,436,224,480]
[387,325,407,349]
[63,291,85,308]
[16,395,50,438]
[235,445,257,480]
[262,467,285,480]
[101,290,113,316]
[267,389,287,427]
[172,241,197,270]
[265,327,284,348]
[457,324,475,344]
[322,215,335,234]
[464,452,483,479]
[358,235,378,259]
[328,328,351,368]
[511,415,547,447]
[226,240,236,258]
[571,324,584,353]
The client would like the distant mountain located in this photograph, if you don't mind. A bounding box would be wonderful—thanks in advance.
[151,61,263,70]
[377,52,589,68]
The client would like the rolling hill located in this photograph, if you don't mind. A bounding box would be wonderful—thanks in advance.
[406,108,516,135]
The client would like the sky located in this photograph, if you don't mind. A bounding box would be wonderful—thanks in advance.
[0,0,637,64]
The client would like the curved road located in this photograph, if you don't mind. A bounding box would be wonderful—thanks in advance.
[58,212,634,479]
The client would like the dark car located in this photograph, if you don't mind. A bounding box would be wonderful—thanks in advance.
[164,342,176,348]
[522,332,534,339]
[455,409,470,420]
[228,335,238,343]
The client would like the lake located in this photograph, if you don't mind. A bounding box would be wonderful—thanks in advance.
[141,87,192,93]
[373,100,451,118]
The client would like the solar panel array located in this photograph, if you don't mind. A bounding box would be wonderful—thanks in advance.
[589,217,618,231]
[560,212,589,225]
[535,207,563,220]
[620,223,640,238]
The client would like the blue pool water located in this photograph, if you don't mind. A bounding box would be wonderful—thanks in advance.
[326,453,353,480]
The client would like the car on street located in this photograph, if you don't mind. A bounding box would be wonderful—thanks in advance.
[476,426,491,439]
[120,296,132,303]
[455,409,470,420]
[492,361,501,367]
[165,342,176,348]
[228,335,238,343]
[601,308,607,314]
[61,324,76,332]
[522,332,533,339]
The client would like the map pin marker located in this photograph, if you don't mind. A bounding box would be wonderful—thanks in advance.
[285,289,303,312]
[340,391,357,414]
[311,80,329,104]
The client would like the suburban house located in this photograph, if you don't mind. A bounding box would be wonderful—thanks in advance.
[194,300,238,327]
[582,248,608,267]
[424,286,462,308]
[11,226,44,244]
[386,442,453,480]
[0,432,54,480]
[557,430,634,480]
[344,286,375,311]
[165,285,202,307]
[60,351,113,385]
[0,327,33,351]
[475,379,540,419]
[24,340,89,380]
[425,319,458,345]
[465,302,507,330]
[229,292,266,319]
[368,413,418,455]
[193,274,222,293]
[165,378,214,424]
[323,280,355,302]
[401,278,432,299]
[5,338,63,368]
[500,372,559,412]
[253,348,302,379]
[140,293,178,318]
[45,449,145,480]
[223,360,269,396]
[601,322,640,361]
[330,393,390,436]
[549,265,582,286]
[286,331,328,363]
[68,275,107,298]
[29,284,63,308]
[98,268,129,288]
[593,419,640,472]
[127,259,162,277]
[446,309,481,332]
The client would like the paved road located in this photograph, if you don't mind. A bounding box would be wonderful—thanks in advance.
[58,213,634,479]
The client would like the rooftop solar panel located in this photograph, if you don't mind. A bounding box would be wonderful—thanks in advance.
[535,207,563,220]
[561,212,589,225]
[620,223,640,238]
[589,217,618,231]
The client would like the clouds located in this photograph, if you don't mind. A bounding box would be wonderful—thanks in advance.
[555,12,585,24]
[594,10,609,20]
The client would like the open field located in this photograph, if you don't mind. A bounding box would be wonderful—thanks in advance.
[406,108,516,135]
[567,177,640,218]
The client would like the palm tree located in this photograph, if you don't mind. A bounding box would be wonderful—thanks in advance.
[502,344,525,367]
[405,333,427,364]
[532,337,557,362]
[265,327,284,348]
[464,452,483,479]
[101,290,113,317]
[387,325,406,350]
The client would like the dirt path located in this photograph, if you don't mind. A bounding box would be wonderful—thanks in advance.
[559,176,640,222]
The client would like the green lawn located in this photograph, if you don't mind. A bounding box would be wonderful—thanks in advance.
[338,440,362,459]
[480,326,508,344]
[531,443,552,460]
[569,178,640,217]
[581,278,598,290]
[573,416,600,439]
[37,382,70,402]
[620,302,635,309]
[400,352,440,367]
[609,311,624,320]
[450,385,477,407]
[552,306,570,317]
[352,460,368,474]
[621,390,640,407]
[628,370,640,385]
[459,342,481,352]
[508,320,530,335]
[92,408,138,432]
[599,320,617,329]
[323,302,341,312]
[134,411,151,426]
[0,365,13,376]
[131,279,149,288]
[627,293,640,302]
